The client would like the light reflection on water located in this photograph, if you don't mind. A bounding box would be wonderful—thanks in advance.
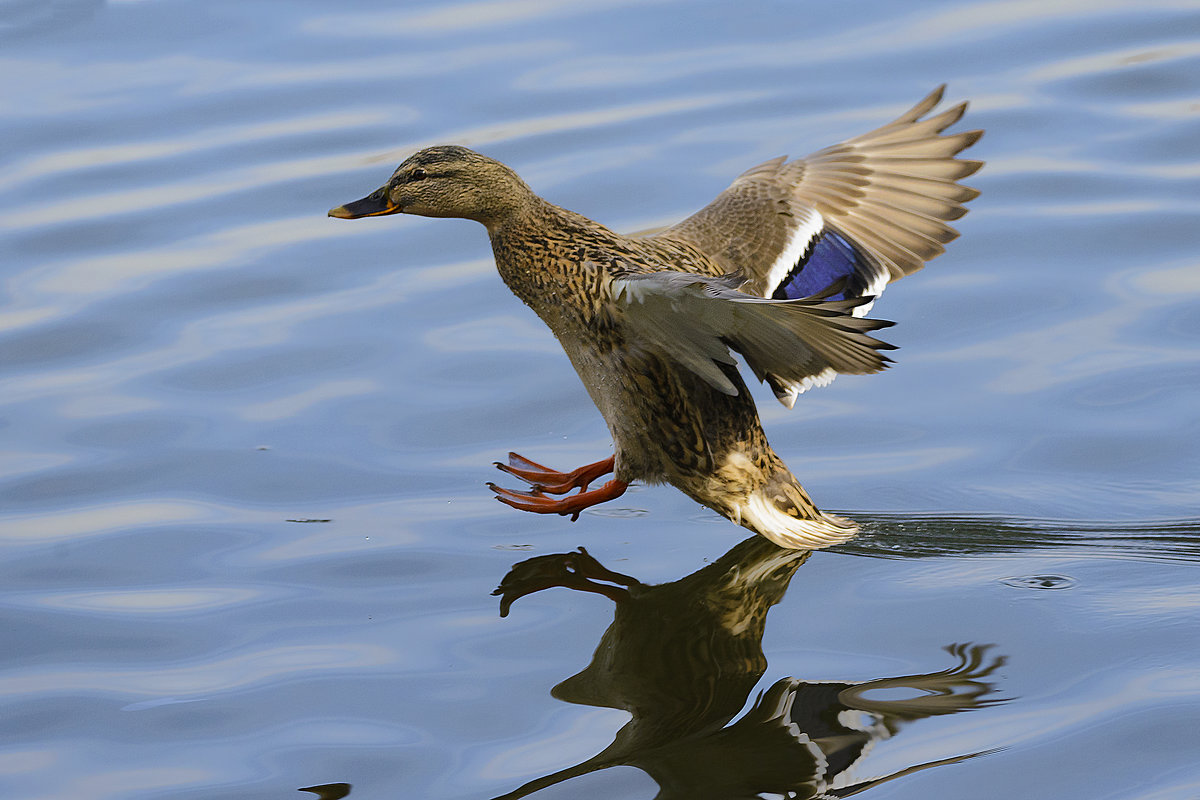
[1,0,1199,799]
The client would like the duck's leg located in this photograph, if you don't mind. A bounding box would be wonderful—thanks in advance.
[493,452,615,494]
[487,477,629,522]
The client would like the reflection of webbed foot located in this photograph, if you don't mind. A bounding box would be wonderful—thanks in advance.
[493,547,641,617]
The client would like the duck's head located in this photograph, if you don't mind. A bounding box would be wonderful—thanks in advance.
[328,145,532,231]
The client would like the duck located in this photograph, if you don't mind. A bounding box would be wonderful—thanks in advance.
[328,86,982,549]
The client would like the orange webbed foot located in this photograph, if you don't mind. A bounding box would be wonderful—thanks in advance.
[488,453,626,521]
[493,452,615,494]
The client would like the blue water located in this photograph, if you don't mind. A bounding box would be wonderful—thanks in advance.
[2,1,1199,798]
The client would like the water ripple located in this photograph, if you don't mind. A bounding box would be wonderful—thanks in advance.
[0,644,399,700]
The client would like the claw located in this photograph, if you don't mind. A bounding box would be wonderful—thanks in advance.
[487,482,547,504]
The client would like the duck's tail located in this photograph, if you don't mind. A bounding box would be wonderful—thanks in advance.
[712,453,859,550]
[736,480,859,550]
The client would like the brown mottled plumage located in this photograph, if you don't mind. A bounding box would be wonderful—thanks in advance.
[329,86,982,549]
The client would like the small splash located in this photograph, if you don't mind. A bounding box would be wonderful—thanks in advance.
[1002,574,1077,590]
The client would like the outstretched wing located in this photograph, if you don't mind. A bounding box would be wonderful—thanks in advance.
[612,272,896,399]
[652,86,982,309]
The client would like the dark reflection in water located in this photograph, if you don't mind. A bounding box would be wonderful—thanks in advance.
[299,784,352,800]
[491,538,1007,800]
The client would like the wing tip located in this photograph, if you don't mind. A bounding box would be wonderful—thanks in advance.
[906,85,947,122]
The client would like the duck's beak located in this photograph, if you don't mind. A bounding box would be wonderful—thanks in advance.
[328,187,399,219]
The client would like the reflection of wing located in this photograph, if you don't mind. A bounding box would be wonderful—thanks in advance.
[612,271,896,399]
[653,86,982,307]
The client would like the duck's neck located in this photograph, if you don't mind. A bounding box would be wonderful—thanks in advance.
[486,196,604,329]
[483,188,559,238]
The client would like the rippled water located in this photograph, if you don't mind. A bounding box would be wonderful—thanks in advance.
[3,1,1199,798]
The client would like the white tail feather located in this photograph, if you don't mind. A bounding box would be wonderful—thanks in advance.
[739,493,859,550]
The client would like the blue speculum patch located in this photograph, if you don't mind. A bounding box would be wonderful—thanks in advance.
[772,228,870,301]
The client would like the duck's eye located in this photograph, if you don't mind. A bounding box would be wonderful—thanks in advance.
[408,168,427,182]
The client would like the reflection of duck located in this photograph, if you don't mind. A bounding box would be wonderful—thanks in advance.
[490,539,1006,799]
[329,87,982,549]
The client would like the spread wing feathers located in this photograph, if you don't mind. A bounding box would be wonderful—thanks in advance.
[612,272,896,400]
[652,85,982,305]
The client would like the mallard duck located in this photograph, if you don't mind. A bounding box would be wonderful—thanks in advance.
[329,86,982,549]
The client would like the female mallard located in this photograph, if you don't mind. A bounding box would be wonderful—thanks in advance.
[329,86,982,549]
